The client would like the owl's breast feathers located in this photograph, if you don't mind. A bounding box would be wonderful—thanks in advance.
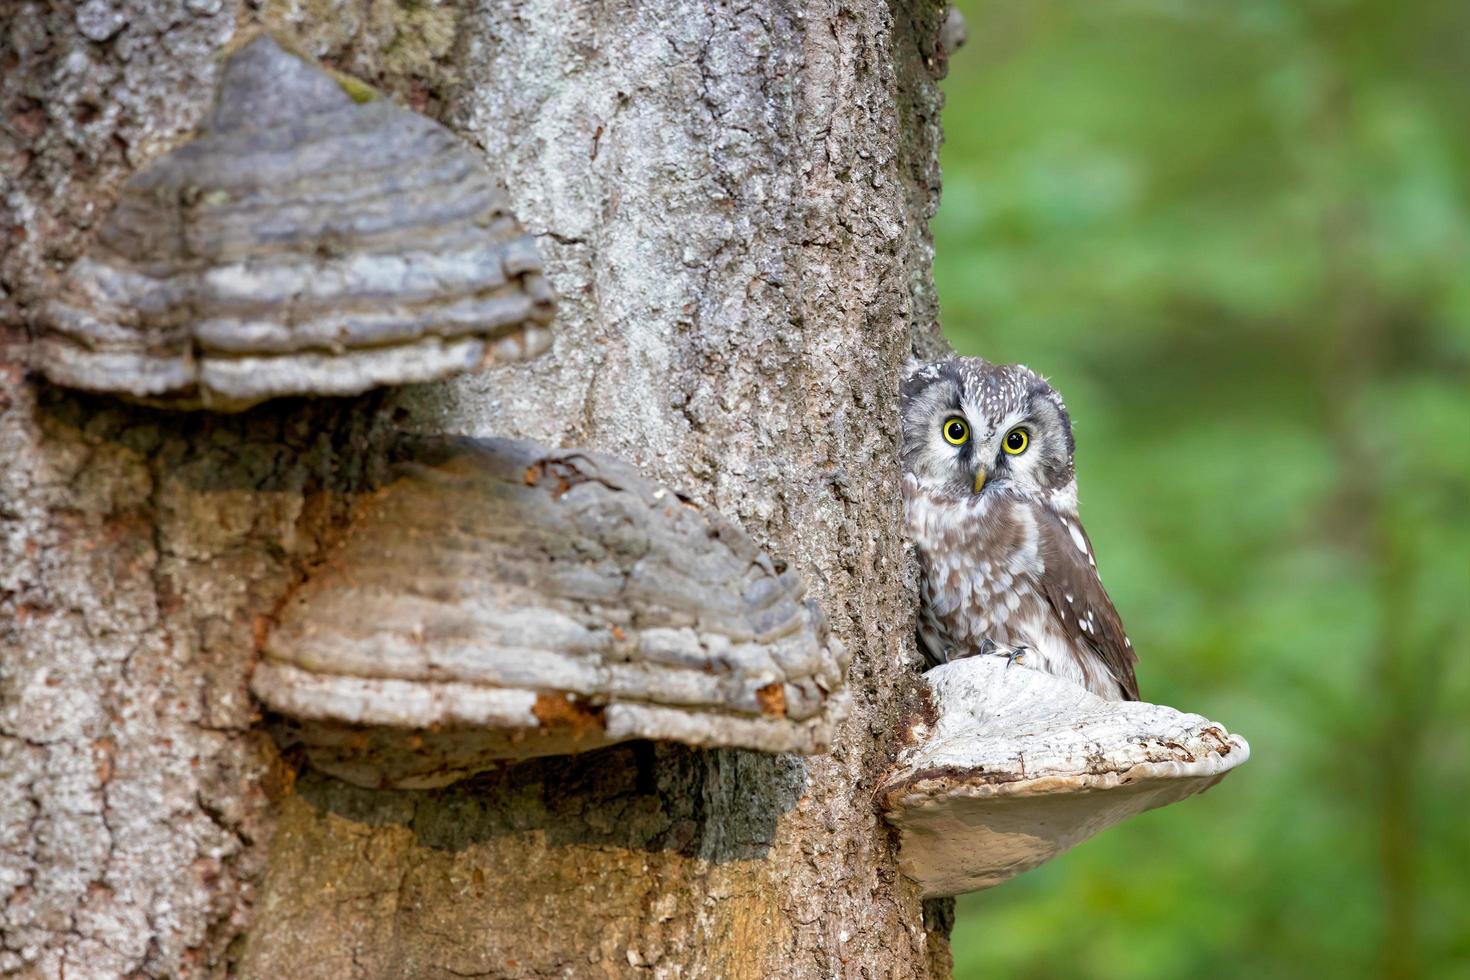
[903,476,1140,700]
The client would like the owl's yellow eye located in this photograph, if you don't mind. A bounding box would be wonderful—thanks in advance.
[942,417,970,446]
[1003,428,1029,455]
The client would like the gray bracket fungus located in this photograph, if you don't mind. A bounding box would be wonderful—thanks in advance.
[33,34,555,411]
[878,656,1249,897]
[251,436,851,788]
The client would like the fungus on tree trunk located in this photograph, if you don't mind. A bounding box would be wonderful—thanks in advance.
[252,435,851,789]
[879,655,1249,897]
[32,34,554,411]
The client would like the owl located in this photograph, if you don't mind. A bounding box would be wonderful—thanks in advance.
[900,356,1140,701]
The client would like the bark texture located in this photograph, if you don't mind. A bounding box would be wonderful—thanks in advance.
[0,0,952,975]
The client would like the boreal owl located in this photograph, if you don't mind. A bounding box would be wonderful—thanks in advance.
[900,356,1140,700]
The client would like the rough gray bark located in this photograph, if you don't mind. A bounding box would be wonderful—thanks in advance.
[1,0,952,976]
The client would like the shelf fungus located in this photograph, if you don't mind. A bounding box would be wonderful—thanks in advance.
[251,436,850,788]
[879,656,1249,897]
[33,34,554,411]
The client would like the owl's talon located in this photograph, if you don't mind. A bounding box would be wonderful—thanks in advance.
[978,637,1028,668]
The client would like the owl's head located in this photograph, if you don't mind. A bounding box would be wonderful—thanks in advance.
[900,356,1077,508]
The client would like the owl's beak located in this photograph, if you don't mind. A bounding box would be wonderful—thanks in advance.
[973,468,987,493]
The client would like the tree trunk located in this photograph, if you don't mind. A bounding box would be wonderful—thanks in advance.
[0,0,952,975]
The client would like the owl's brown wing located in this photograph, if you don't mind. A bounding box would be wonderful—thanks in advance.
[1034,508,1141,700]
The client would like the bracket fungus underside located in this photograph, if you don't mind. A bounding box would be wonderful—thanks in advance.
[879,656,1249,897]
[34,35,554,411]
[252,436,851,788]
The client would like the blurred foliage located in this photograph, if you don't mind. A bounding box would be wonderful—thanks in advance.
[934,1,1470,978]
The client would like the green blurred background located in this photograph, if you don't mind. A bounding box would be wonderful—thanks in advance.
[932,1,1470,978]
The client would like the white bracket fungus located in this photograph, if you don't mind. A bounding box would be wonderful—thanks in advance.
[879,656,1249,897]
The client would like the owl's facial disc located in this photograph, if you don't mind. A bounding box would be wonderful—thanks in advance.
[900,357,1076,500]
